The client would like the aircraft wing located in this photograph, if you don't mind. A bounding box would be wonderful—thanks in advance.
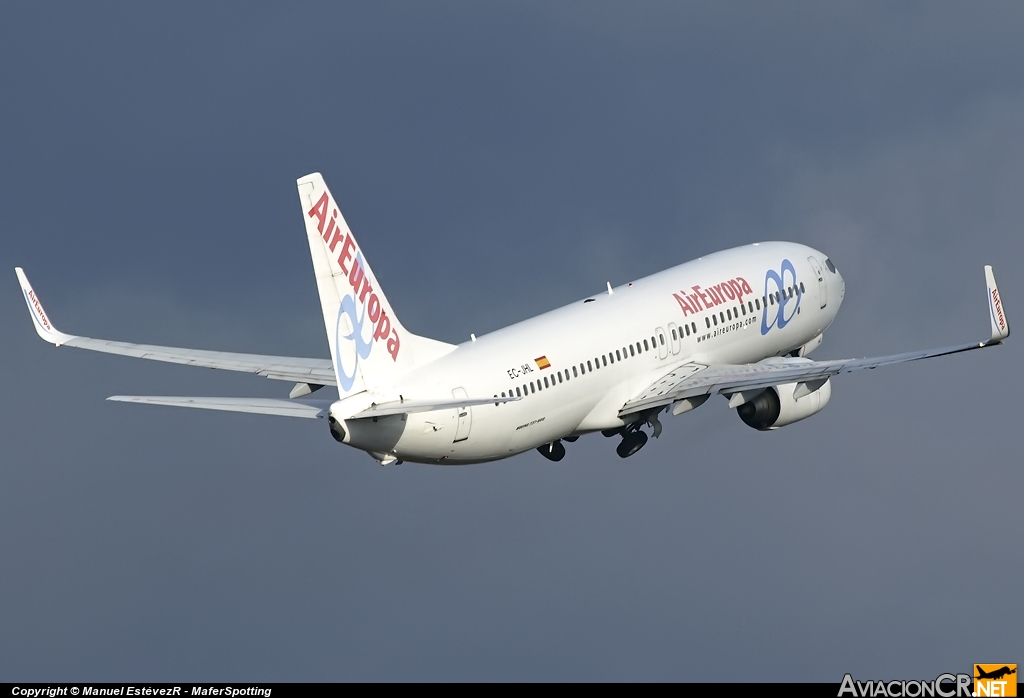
[15,267,336,386]
[620,265,1009,417]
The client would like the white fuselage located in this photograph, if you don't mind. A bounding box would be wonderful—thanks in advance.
[334,242,845,464]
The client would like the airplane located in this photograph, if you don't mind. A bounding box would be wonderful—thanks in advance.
[975,666,1017,681]
[15,173,1010,465]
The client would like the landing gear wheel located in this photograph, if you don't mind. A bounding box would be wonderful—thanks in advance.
[616,431,648,458]
[537,440,566,462]
[563,435,579,443]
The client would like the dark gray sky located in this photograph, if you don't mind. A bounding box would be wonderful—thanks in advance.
[2,1,1021,681]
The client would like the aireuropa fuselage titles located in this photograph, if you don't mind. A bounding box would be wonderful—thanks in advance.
[344,243,845,464]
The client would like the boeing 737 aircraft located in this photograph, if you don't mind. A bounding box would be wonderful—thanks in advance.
[16,173,1010,465]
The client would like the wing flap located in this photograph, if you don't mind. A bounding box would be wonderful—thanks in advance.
[106,396,331,418]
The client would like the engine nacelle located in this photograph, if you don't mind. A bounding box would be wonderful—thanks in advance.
[328,415,350,443]
[737,378,832,430]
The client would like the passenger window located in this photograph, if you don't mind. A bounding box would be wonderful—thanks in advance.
[629,345,635,357]
[748,301,753,313]
[727,309,732,320]
[616,349,622,361]
[651,336,656,347]
[671,328,677,340]
[587,360,593,371]
[529,383,535,394]
[755,298,761,310]
[769,295,774,306]
[557,373,562,384]
[800,282,805,293]
[543,376,549,388]
[643,339,649,351]
[684,324,689,336]
[515,387,521,397]
[712,315,717,326]
[740,304,745,316]
[719,312,725,323]
[691,322,696,333]
[573,366,578,378]
[602,355,607,367]
[706,317,711,328]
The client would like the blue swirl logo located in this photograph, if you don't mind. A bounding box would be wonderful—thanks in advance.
[334,252,374,392]
[761,258,801,336]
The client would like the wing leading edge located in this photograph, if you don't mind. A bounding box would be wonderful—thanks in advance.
[15,268,336,386]
[620,265,1009,417]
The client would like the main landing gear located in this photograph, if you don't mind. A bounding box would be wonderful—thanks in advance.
[537,439,566,462]
[615,428,648,458]
[606,409,663,459]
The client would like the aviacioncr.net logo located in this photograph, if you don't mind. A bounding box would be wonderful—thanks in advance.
[761,258,801,336]
[839,673,974,697]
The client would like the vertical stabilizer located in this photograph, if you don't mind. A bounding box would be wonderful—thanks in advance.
[297,173,454,397]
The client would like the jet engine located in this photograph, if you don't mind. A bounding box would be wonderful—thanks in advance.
[736,378,832,430]
[328,415,349,443]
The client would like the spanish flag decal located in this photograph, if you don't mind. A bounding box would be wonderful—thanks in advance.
[535,356,551,370]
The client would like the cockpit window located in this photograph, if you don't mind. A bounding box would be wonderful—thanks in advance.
[825,258,836,273]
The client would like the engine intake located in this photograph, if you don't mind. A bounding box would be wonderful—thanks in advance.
[737,378,832,430]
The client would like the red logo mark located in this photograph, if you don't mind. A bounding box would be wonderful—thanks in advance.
[27,290,52,331]
[308,192,401,360]
[992,288,1006,331]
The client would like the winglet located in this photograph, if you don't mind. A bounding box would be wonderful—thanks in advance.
[14,268,76,346]
[985,265,1009,343]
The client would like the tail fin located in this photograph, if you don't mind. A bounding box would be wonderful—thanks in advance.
[297,173,455,397]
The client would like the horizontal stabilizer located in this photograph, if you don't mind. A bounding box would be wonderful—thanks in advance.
[107,396,331,419]
[14,267,336,385]
[353,395,520,419]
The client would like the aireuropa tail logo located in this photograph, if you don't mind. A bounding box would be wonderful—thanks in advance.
[975,664,1017,697]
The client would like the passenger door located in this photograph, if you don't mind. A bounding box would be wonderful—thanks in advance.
[808,257,827,309]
